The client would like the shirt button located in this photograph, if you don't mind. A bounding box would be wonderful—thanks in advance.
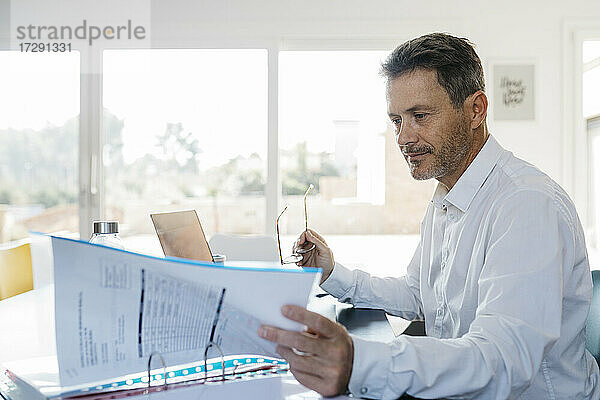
[437,308,443,316]
[441,260,446,268]
[360,387,368,395]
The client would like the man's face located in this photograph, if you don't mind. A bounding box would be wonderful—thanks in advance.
[387,68,472,181]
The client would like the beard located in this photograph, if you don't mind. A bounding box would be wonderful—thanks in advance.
[404,118,471,181]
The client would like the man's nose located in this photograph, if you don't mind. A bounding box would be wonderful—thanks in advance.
[396,123,418,148]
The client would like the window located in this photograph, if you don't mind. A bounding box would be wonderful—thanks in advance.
[103,50,268,253]
[584,40,600,267]
[278,51,432,275]
[0,51,80,242]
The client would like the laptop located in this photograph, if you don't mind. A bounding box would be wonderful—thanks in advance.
[150,210,214,262]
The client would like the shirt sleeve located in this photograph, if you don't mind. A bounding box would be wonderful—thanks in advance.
[347,189,574,399]
[320,240,424,321]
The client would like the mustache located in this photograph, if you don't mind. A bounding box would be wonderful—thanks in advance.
[400,144,433,155]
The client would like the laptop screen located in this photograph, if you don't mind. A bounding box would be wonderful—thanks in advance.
[150,210,214,262]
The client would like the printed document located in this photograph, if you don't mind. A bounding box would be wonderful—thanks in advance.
[51,237,319,387]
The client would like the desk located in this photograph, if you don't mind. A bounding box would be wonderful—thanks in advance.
[0,285,403,399]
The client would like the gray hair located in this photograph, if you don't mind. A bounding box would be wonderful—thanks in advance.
[381,33,485,108]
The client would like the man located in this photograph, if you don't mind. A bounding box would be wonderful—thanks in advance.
[258,33,600,399]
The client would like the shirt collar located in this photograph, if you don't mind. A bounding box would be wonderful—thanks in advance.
[432,135,505,213]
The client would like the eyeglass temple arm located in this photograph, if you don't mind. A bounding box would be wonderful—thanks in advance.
[276,206,288,265]
[303,184,314,232]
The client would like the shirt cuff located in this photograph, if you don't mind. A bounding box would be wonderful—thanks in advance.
[348,336,391,399]
[320,262,355,299]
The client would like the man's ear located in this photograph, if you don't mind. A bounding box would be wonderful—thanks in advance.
[466,90,488,130]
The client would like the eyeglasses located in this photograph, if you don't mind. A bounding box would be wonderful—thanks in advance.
[276,184,316,264]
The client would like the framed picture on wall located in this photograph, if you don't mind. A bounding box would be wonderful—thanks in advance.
[492,64,536,121]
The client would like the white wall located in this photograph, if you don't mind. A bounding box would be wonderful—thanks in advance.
[148,0,600,200]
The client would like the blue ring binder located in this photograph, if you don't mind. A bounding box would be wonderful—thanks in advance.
[56,355,289,398]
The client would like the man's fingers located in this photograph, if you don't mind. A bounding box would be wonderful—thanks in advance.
[294,232,316,255]
[296,229,327,252]
[258,325,323,354]
[276,345,323,376]
[281,305,338,337]
[294,232,307,251]
[295,229,329,253]
[297,251,316,267]
[297,231,308,244]
[305,232,327,249]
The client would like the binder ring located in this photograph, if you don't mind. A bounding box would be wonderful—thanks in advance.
[203,341,226,381]
[147,351,168,391]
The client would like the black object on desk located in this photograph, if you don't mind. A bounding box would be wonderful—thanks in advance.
[336,306,396,343]
[403,320,426,337]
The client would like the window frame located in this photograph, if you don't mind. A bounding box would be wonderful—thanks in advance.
[562,22,600,229]
[80,38,403,239]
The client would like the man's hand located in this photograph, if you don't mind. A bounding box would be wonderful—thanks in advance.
[258,305,353,397]
[294,229,335,284]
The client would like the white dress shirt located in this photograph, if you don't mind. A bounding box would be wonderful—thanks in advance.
[322,135,600,399]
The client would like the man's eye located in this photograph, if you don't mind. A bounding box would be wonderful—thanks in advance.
[414,113,427,120]
[391,119,402,133]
